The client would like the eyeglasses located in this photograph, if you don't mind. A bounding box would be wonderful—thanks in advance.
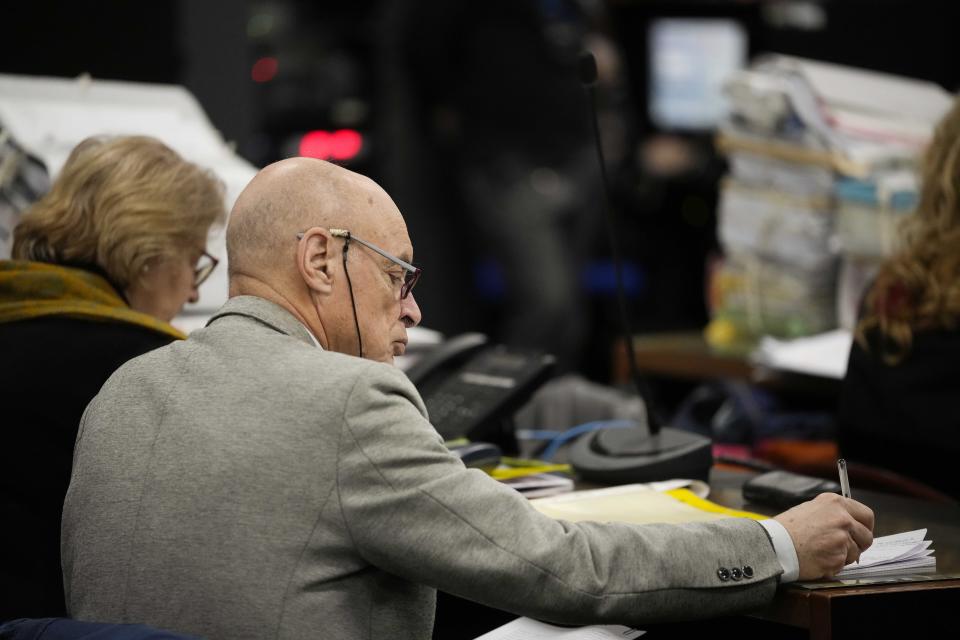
[193,250,219,288]
[296,228,422,300]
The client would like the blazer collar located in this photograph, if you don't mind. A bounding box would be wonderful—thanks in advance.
[207,295,318,347]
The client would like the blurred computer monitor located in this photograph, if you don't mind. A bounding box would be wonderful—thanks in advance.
[648,18,747,131]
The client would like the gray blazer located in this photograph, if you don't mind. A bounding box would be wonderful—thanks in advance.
[62,296,781,640]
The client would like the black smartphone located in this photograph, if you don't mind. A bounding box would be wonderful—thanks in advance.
[742,470,842,509]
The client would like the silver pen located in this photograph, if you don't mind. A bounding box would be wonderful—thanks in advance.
[837,458,852,500]
[837,458,857,563]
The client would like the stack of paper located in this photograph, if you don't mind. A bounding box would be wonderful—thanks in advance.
[487,459,577,499]
[711,61,842,345]
[500,473,574,499]
[474,617,644,639]
[836,529,936,579]
[834,174,917,259]
[728,54,953,174]
[708,55,951,351]
[712,254,838,339]
[719,182,835,272]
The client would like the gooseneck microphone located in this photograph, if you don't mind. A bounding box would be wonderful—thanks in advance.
[578,50,662,435]
[569,51,713,484]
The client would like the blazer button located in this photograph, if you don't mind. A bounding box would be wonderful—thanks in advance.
[730,567,743,581]
[717,567,731,582]
[743,565,754,579]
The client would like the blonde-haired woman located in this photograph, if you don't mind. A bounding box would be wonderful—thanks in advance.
[839,97,960,502]
[0,135,226,619]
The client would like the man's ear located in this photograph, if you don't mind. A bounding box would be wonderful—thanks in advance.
[297,227,335,295]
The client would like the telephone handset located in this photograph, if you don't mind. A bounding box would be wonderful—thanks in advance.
[404,333,555,446]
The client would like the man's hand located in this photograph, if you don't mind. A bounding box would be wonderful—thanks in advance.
[773,492,875,581]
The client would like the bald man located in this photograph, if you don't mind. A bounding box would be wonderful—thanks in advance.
[61,159,873,640]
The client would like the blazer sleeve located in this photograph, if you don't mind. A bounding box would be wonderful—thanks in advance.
[334,364,782,626]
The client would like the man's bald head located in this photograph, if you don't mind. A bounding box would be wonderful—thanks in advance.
[225,157,421,362]
[227,157,400,283]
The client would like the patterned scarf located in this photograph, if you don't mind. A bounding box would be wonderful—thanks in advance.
[0,260,186,340]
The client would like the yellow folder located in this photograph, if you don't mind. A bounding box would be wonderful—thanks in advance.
[530,483,765,525]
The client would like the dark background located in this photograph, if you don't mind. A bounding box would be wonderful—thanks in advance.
[3,0,958,383]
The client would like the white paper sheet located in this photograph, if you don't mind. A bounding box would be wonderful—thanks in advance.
[474,617,644,640]
[753,329,853,379]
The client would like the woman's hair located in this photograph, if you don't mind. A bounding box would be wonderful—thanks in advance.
[857,96,960,364]
[12,135,226,288]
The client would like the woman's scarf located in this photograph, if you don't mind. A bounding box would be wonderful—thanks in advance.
[0,260,186,340]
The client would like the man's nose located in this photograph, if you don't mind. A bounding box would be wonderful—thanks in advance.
[188,285,200,304]
[400,292,422,328]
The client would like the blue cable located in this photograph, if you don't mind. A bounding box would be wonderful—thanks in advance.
[514,429,566,441]
[533,419,638,461]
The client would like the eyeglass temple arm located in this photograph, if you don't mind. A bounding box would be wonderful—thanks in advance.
[331,229,417,272]
[298,229,417,273]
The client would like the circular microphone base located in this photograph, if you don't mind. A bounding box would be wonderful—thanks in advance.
[570,426,713,485]
[593,427,708,457]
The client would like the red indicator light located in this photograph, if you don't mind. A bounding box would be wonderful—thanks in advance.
[251,57,278,83]
[299,129,363,161]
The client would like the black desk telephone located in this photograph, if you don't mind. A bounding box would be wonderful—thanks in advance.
[404,333,555,447]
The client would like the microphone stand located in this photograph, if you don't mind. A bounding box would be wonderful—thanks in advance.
[569,51,713,484]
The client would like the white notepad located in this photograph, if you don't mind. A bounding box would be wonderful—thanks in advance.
[836,529,936,579]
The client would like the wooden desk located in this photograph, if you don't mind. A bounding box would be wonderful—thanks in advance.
[611,331,839,396]
[711,469,960,639]
[435,469,960,640]
[755,579,960,639]
[612,332,754,383]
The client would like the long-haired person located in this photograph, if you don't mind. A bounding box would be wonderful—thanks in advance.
[0,135,226,619]
[840,97,960,500]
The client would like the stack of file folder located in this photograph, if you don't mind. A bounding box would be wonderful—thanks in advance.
[833,172,918,328]
[708,55,952,349]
